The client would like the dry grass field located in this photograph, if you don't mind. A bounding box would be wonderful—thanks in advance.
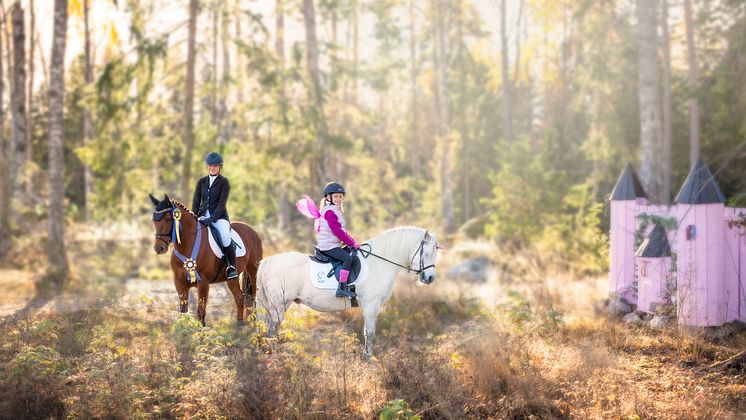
[1,229,746,419]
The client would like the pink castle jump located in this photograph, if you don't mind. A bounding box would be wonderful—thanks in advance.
[609,159,746,327]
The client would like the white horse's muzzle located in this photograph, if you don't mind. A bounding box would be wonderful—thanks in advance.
[420,268,436,284]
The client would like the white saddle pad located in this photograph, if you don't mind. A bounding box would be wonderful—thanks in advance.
[309,253,369,290]
[207,229,247,259]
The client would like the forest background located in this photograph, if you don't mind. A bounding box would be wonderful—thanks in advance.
[2,0,746,282]
[2,0,746,418]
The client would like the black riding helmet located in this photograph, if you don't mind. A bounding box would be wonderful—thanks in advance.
[205,152,224,166]
[323,182,345,197]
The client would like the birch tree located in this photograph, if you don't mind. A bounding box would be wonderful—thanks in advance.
[636,0,663,201]
[180,0,198,201]
[684,0,700,166]
[47,0,69,284]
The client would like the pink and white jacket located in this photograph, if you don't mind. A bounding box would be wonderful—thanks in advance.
[316,205,357,251]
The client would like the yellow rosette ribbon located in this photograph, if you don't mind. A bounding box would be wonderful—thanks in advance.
[173,208,182,244]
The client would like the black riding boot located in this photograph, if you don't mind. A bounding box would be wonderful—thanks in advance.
[224,243,238,280]
[336,281,356,298]
[335,269,356,298]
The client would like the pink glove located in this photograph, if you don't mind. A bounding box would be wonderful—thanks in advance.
[353,242,361,250]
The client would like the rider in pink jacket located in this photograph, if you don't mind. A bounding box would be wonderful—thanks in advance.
[316,182,360,298]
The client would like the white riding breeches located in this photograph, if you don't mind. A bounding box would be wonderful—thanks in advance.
[211,219,232,247]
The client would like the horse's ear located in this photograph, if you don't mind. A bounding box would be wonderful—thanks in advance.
[149,193,160,206]
[164,194,171,203]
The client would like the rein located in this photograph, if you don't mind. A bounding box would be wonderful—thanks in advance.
[358,231,435,275]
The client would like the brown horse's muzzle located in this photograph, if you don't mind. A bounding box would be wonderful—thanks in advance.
[154,242,169,254]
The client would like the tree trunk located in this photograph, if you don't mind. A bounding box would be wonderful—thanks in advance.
[500,0,513,143]
[636,0,663,202]
[352,2,358,103]
[513,0,523,86]
[211,1,218,126]
[660,0,672,203]
[409,0,418,177]
[180,0,198,202]
[25,0,34,202]
[436,0,454,233]
[10,2,26,203]
[47,0,69,285]
[0,7,8,239]
[3,0,12,88]
[235,0,243,104]
[684,0,699,166]
[275,0,284,61]
[275,0,290,231]
[83,0,94,218]
[457,0,467,221]
[302,0,328,182]
[218,0,229,147]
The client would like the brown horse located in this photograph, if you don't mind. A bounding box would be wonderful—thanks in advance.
[149,194,262,326]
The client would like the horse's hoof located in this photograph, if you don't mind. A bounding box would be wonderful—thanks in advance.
[362,351,373,362]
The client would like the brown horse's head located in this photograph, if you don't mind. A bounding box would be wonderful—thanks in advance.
[149,193,174,255]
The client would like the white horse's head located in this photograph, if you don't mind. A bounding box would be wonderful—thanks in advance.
[362,226,441,284]
[414,230,439,284]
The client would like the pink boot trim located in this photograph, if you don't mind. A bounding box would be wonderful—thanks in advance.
[339,269,350,284]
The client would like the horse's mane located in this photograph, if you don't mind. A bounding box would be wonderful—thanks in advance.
[367,226,427,259]
[171,199,197,218]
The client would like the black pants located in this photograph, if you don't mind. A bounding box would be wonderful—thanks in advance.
[320,247,353,272]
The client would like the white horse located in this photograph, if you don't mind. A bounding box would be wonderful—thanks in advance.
[255,226,439,357]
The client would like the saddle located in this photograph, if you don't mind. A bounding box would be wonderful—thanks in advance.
[309,247,362,284]
[206,225,246,259]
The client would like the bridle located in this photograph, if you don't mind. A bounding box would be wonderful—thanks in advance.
[153,207,173,246]
[358,231,437,281]
[152,205,200,247]
[152,202,205,283]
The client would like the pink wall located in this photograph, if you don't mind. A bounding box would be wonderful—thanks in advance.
[676,203,726,326]
[610,200,641,303]
[723,208,746,322]
[637,256,671,313]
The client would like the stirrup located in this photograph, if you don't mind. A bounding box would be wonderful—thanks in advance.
[226,266,238,279]
[336,284,356,298]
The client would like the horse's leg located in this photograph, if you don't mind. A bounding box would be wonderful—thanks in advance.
[174,277,189,314]
[362,300,382,359]
[196,282,209,327]
[226,279,245,322]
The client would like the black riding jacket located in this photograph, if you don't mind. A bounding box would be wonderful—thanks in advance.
[191,174,231,221]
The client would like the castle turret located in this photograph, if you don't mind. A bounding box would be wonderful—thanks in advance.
[674,159,726,326]
[636,223,672,313]
[609,164,647,305]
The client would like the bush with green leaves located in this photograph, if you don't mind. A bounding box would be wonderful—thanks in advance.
[380,399,421,420]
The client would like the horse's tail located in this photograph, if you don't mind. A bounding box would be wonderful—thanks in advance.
[242,227,263,310]
[243,261,259,308]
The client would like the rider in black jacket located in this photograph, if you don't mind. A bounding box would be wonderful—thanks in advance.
[192,152,238,279]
